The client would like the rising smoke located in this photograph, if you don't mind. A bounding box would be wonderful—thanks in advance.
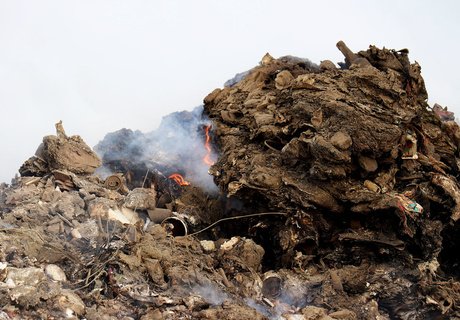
[94,105,218,193]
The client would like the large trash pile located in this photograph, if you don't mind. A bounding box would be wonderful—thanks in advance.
[0,42,459,319]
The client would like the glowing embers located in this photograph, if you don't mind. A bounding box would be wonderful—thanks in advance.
[203,125,215,166]
[168,173,190,186]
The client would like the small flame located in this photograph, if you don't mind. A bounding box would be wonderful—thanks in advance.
[203,125,214,166]
[168,173,190,186]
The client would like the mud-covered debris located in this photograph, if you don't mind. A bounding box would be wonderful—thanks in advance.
[53,289,86,317]
[124,187,156,210]
[20,121,101,176]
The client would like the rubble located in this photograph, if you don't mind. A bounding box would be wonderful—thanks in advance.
[0,41,460,319]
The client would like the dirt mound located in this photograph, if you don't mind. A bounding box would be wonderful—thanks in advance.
[0,42,459,319]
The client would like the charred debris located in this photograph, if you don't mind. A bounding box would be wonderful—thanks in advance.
[1,41,460,319]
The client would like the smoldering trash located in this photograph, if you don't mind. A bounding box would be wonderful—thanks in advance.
[1,41,460,319]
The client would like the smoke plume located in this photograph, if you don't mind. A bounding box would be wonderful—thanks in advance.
[94,105,218,193]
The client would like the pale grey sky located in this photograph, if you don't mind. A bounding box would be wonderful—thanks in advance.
[1,0,459,182]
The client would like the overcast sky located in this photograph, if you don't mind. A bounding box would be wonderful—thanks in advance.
[0,0,459,182]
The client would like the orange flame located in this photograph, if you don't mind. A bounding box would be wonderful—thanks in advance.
[203,125,214,166]
[168,173,190,186]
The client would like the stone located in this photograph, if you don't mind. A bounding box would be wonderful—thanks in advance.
[260,52,274,66]
[330,131,352,150]
[358,155,378,173]
[275,70,294,90]
[5,267,46,287]
[329,309,357,320]
[320,60,337,71]
[45,264,67,282]
[54,289,86,316]
[200,240,216,253]
[144,258,165,287]
[301,306,331,320]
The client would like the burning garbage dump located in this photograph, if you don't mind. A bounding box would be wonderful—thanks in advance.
[1,41,460,319]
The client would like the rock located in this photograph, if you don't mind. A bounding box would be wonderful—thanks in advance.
[144,258,166,287]
[330,131,352,150]
[301,306,331,320]
[147,208,173,224]
[108,207,140,225]
[358,155,378,173]
[284,315,306,320]
[363,180,381,193]
[46,221,64,234]
[4,267,47,307]
[184,295,209,311]
[200,240,216,252]
[45,264,67,282]
[260,52,274,66]
[220,237,240,251]
[320,60,337,71]
[221,238,264,271]
[140,309,163,320]
[70,228,82,239]
[275,70,294,90]
[5,267,46,288]
[87,197,116,218]
[54,289,86,316]
[51,191,85,219]
[329,309,357,320]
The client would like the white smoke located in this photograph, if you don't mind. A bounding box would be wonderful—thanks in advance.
[192,283,229,306]
[95,105,218,193]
